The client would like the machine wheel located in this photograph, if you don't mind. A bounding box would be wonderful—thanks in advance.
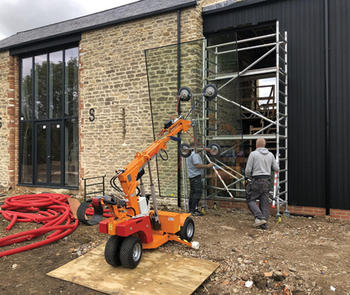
[179,143,192,158]
[105,235,123,267]
[77,200,104,226]
[119,236,143,269]
[178,86,192,101]
[180,217,195,242]
[208,143,221,157]
[203,84,218,101]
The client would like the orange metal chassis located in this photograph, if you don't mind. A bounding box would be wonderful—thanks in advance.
[99,118,193,248]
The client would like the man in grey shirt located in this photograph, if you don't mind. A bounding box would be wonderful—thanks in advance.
[186,140,214,215]
[245,138,279,228]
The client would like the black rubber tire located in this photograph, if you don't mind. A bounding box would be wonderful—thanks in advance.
[119,236,143,269]
[208,143,221,157]
[105,235,123,267]
[178,86,192,102]
[180,217,195,242]
[203,84,218,101]
[179,143,192,158]
[77,200,103,226]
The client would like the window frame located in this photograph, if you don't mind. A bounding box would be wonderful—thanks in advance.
[18,45,79,189]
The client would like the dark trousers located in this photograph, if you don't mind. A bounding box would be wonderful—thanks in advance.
[189,175,202,212]
[246,177,271,221]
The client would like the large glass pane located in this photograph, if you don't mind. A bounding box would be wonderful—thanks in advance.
[50,123,61,184]
[65,48,78,116]
[34,54,48,119]
[145,40,204,197]
[21,58,33,120]
[36,123,47,183]
[49,51,63,118]
[65,118,78,186]
[20,122,32,182]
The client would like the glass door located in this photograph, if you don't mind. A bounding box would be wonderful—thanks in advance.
[50,122,62,185]
[35,123,48,184]
[34,121,62,185]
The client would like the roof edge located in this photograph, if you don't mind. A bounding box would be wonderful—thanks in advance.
[203,0,268,15]
[0,0,197,53]
[18,1,147,36]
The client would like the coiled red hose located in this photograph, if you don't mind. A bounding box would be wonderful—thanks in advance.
[0,193,78,257]
[85,205,112,218]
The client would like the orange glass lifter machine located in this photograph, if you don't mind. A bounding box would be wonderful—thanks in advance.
[86,85,218,268]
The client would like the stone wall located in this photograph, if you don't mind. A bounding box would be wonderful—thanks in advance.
[0,0,226,198]
[78,8,207,198]
[78,0,227,199]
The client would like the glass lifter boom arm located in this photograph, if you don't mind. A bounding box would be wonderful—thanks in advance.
[116,117,192,215]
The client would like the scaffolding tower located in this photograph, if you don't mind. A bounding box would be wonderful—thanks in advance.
[199,21,289,216]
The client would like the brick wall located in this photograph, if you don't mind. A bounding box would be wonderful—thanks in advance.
[0,51,11,188]
[8,56,19,187]
[206,199,350,221]
[0,52,23,190]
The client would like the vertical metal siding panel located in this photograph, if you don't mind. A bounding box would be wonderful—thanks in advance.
[203,0,326,208]
[329,0,350,210]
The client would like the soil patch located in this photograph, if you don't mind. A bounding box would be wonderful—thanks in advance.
[1,190,350,294]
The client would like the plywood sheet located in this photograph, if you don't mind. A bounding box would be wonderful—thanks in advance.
[47,244,219,295]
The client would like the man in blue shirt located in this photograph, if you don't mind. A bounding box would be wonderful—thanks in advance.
[186,140,214,215]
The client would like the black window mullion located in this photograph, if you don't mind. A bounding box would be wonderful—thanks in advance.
[62,50,66,185]
[18,58,23,184]
[46,53,50,184]
[47,53,49,119]
[47,123,51,184]
[32,57,35,184]
[61,119,65,186]
[33,123,37,184]
[18,123,23,183]
[63,50,66,118]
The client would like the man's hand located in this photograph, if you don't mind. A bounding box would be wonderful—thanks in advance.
[207,163,214,168]
[244,177,252,187]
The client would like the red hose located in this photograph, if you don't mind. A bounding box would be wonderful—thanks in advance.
[85,205,112,218]
[0,193,78,258]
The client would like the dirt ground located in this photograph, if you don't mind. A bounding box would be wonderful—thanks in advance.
[1,190,350,295]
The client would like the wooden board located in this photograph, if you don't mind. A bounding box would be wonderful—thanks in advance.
[47,244,219,295]
[67,197,81,219]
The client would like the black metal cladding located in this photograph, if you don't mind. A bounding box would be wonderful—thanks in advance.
[328,0,350,210]
[204,0,333,209]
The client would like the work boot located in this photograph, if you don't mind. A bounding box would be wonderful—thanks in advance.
[191,210,203,216]
[253,218,267,227]
[195,209,204,216]
[259,223,268,230]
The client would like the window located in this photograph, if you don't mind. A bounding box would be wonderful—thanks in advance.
[19,47,79,187]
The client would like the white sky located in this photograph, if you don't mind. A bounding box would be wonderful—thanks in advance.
[0,0,138,41]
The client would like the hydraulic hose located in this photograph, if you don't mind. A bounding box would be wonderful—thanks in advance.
[0,193,78,258]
